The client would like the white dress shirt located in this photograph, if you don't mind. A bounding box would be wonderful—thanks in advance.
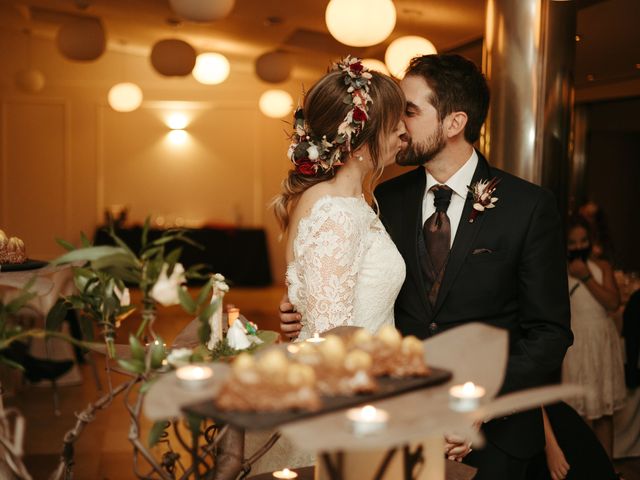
[422,150,478,247]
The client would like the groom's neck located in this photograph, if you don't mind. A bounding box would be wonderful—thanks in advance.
[425,142,474,184]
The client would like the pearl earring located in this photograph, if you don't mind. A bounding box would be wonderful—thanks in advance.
[357,155,364,162]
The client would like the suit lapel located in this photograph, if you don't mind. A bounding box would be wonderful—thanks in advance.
[402,167,433,318]
[433,152,491,317]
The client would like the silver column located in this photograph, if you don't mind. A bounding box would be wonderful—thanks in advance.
[481,0,577,214]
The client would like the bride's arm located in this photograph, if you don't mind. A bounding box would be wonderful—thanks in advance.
[296,206,362,333]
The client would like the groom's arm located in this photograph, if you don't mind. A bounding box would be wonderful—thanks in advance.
[502,188,573,394]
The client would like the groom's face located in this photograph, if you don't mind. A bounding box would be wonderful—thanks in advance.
[396,75,446,166]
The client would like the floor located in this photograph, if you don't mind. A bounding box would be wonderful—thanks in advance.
[4,286,640,479]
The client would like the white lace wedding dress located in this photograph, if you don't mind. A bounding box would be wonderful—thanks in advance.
[245,195,406,474]
[286,195,406,340]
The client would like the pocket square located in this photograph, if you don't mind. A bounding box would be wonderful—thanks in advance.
[471,248,494,255]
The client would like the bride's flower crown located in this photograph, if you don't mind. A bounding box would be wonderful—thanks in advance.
[287,56,373,176]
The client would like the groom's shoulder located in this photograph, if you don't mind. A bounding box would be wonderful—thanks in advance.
[491,166,551,203]
[375,167,421,199]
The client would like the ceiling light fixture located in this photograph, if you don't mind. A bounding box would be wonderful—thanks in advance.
[108,82,143,112]
[259,90,293,118]
[192,52,230,85]
[385,36,437,79]
[325,0,396,47]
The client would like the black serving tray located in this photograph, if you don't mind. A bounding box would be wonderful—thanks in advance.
[182,366,451,431]
[0,259,48,272]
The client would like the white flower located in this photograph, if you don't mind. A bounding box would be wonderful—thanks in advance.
[226,320,251,350]
[213,273,225,282]
[114,286,131,307]
[287,144,295,160]
[307,145,320,160]
[167,348,193,368]
[150,263,186,306]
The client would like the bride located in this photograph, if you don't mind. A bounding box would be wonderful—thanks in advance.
[240,57,408,475]
[273,56,408,340]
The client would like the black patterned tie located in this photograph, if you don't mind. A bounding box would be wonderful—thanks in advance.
[423,185,453,306]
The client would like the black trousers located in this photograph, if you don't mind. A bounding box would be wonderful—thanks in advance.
[464,442,543,480]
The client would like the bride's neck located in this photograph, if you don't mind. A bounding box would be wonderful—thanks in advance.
[331,157,369,196]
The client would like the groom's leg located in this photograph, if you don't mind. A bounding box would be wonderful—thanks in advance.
[463,441,532,480]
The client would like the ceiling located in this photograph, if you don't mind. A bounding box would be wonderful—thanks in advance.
[0,0,638,90]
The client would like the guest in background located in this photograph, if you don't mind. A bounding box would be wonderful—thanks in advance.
[563,216,625,458]
[578,200,615,264]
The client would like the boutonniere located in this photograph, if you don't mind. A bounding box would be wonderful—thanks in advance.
[467,177,501,223]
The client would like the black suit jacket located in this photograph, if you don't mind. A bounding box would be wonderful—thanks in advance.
[375,152,573,458]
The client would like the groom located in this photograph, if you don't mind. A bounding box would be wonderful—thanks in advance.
[280,54,572,479]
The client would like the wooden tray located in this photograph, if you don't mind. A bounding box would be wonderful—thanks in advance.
[182,367,451,431]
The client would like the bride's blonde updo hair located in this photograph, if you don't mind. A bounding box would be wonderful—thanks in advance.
[272,60,405,232]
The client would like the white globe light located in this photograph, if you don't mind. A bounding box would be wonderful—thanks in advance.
[361,58,390,76]
[325,0,396,47]
[108,82,143,112]
[168,129,188,145]
[15,68,46,93]
[385,36,437,79]
[192,52,230,85]
[259,90,293,119]
[169,0,235,22]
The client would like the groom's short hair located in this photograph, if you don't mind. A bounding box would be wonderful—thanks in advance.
[406,54,490,144]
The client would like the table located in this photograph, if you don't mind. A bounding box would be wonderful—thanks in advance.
[93,225,273,286]
[0,264,82,386]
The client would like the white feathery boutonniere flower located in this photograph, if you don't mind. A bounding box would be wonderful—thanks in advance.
[467,177,501,223]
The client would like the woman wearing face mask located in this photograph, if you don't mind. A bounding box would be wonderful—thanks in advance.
[559,216,625,459]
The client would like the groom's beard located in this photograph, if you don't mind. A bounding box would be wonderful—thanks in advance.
[396,125,446,166]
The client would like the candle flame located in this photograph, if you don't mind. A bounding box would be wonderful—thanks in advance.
[462,382,476,394]
[313,332,320,339]
[361,405,377,420]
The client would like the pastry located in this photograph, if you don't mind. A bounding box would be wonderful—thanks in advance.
[0,230,27,264]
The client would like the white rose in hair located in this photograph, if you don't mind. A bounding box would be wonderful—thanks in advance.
[150,263,186,306]
[114,286,131,307]
[307,145,320,160]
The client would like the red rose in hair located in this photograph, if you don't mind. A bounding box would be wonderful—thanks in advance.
[353,106,367,122]
[296,160,316,176]
[350,61,364,73]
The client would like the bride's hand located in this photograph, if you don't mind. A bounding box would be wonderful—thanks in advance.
[444,433,472,462]
[279,294,302,340]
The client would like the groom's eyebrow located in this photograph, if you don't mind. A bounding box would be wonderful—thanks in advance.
[406,101,420,112]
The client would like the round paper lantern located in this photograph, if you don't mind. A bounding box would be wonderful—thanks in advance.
[192,52,230,84]
[56,17,106,61]
[361,58,390,76]
[255,51,292,83]
[151,39,196,77]
[108,82,143,112]
[325,0,396,47]
[259,90,293,119]
[15,68,46,93]
[385,36,437,79]
[168,0,235,22]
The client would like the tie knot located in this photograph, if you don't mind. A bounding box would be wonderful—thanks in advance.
[430,184,453,212]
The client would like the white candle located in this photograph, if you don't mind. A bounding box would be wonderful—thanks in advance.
[346,405,389,436]
[449,381,486,412]
[305,332,326,344]
[272,468,298,479]
[176,365,213,390]
[286,344,300,355]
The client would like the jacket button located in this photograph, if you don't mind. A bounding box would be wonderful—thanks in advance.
[429,322,438,334]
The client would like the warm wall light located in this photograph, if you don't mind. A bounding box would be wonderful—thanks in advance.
[108,82,143,112]
[259,90,293,118]
[166,113,189,129]
[193,52,230,85]
[325,0,396,47]
[385,36,437,79]
[168,129,188,145]
[361,58,390,75]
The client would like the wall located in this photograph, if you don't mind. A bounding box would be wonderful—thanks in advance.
[0,30,321,284]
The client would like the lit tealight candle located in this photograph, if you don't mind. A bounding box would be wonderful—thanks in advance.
[286,344,300,355]
[449,381,486,412]
[176,365,213,390]
[272,468,298,479]
[346,405,389,436]
[305,332,326,344]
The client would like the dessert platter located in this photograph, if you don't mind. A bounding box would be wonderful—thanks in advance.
[183,326,451,430]
[0,229,47,271]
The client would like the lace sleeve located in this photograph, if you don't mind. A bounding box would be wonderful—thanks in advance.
[294,201,364,333]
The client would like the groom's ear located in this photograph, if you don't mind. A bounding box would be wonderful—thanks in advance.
[445,111,468,139]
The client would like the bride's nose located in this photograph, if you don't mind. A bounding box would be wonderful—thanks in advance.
[397,120,407,137]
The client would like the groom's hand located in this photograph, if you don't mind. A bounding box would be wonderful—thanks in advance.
[279,294,302,340]
[444,433,472,462]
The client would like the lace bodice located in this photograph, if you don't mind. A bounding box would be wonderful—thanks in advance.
[286,195,406,341]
